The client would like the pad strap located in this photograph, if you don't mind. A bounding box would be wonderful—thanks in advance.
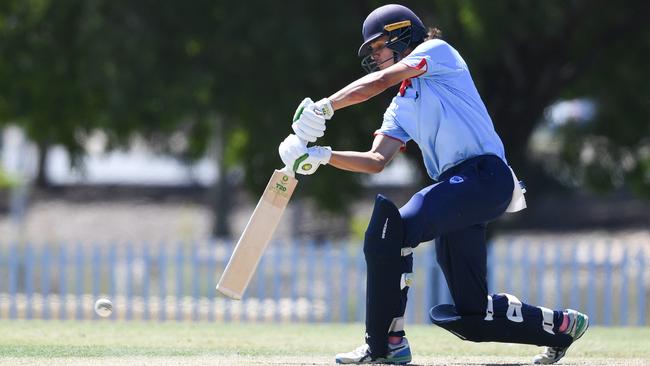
[400,247,413,256]
[388,317,405,333]
[539,306,555,334]
[400,273,414,290]
[485,295,494,321]
[503,293,524,322]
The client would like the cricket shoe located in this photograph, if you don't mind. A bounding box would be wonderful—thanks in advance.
[533,309,589,364]
[335,337,411,364]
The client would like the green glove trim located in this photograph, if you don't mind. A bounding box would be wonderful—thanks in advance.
[293,106,304,122]
[293,153,309,173]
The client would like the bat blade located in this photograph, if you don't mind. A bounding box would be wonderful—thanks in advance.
[216,169,298,300]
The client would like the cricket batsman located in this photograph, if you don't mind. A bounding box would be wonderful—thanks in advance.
[279,4,589,365]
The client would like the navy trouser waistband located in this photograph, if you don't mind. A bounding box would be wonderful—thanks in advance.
[438,154,505,182]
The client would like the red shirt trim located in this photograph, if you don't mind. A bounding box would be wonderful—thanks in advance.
[373,132,407,152]
[399,58,427,96]
[412,57,428,71]
[399,79,412,96]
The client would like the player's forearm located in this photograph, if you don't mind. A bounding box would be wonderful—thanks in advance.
[328,72,392,110]
[329,150,387,174]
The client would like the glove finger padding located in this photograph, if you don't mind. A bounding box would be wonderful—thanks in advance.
[292,97,328,143]
[292,125,318,143]
[278,134,308,168]
[298,111,327,131]
[293,121,325,139]
[292,114,325,142]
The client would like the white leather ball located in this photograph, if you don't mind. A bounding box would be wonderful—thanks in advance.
[94,298,113,317]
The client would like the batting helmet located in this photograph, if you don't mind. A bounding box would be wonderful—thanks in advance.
[358,4,427,72]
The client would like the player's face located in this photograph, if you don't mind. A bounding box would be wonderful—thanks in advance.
[369,36,395,70]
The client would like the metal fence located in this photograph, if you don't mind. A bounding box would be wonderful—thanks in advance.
[0,239,647,325]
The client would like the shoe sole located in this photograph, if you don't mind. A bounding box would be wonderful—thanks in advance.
[335,355,411,365]
[376,355,412,365]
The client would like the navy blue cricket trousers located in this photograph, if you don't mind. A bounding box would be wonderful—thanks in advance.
[399,154,514,315]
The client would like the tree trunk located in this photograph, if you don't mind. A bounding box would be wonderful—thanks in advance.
[35,141,49,188]
[210,117,232,239]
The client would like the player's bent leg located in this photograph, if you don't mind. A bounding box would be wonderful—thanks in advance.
[430,293,573,347]
[435,225,489,316]
[359,194,413,361]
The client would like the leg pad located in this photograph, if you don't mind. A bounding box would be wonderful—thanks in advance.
[430,299,572,348]
[364,195,412,357]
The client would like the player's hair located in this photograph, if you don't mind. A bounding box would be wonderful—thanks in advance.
[407,27,442,53]
[426,27,443,40]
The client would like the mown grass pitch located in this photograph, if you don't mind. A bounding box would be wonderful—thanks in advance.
[0,320,648,365]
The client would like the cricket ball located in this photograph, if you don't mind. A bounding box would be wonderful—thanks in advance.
[94,297,113,317]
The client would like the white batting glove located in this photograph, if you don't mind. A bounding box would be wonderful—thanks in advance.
[279,134,308,170]
[291,97,334,143]
[278,135,332,175]
[295,146,332,175]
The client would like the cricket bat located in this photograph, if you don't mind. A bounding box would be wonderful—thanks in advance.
[216,167,298,300]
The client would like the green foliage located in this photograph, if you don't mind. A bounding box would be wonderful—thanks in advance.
[424,0,650,196]
[223,128,248,169]
[0,166,17,189]
[0,0,103,157]
[0,0,648,206]
[556,17,650,196]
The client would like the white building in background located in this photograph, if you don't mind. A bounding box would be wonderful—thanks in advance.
[1,126,418,187]
[0,125,418,243]
[1,126,40,181]
[1,126,217,186]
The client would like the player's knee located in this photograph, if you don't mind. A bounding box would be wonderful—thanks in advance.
[399,191,441,247]
[401,216,426,248]
[455,295,488,317]
[363,194,405,259]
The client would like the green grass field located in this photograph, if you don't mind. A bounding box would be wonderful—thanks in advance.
[1,321,648,365]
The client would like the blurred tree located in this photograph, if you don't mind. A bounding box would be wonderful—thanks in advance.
[92,1,377,235]
[187,0,650,208]
[0,0,107,186]
[1,1,648,236]
[423,0,649,196]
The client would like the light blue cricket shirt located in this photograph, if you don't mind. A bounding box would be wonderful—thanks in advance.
[376,39,507,181]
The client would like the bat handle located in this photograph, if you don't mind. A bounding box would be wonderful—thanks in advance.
[280,166,294,177]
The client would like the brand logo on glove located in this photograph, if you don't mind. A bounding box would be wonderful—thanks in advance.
[320,106,331,117]
[449,176,464,184]
[302,163,313,171]
[314,105,332,118]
